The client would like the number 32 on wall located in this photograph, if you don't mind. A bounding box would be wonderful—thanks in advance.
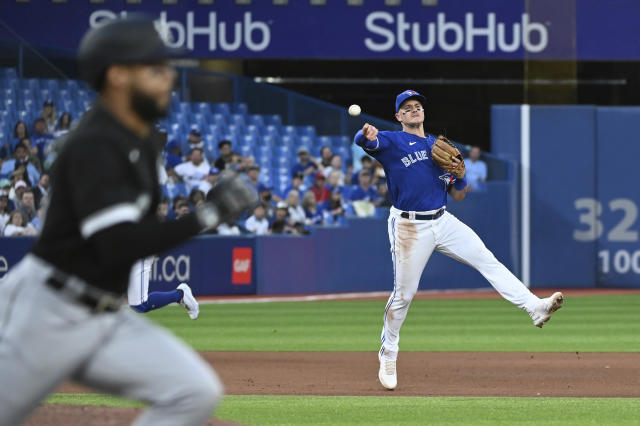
[573,198,638,242]
[574,198,640,275]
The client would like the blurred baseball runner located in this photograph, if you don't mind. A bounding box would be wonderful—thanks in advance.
[354,90,563,391]
[0,17,256,425]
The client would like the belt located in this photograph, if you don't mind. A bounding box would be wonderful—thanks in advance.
[46,273,123,313]
[400,208,445,221]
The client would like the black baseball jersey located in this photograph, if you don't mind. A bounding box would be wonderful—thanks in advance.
[32,101,163,293]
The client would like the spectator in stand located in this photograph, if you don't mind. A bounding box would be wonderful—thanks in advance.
[350,170,380,203]
[245,164,260,191]
[157,197,170,221]
[245,204,269,235]
[284,172,308,199]
[33,172,50,209]
[0,180,13,210]
[173,198,191,219]
[31,118,54,163]
[322,154,346,186]
[29,195,47,232]
[174,147,210,191]
[216,222,241,235]
[301,191,323,226]
[10,120,29,153]
[3,210,37,237]
[188,188,206,209]
[198,167,220,196]
[17,138,43,173]
[17,188,37,223]
[270,201,297,235]
[53,112,73,138]
[236,155,255,174]
[323,188,348,225]
[325,170,343,193]
[214,140,233,170]
[351,155,376,186]
[40,100,58,134]
[185,125,204,155]
[291,146,318,178]
[229,152,243,171]
[285,190,305,226]
[464,146,488,191]
[0,191,11,233]
[10,180,28,205]
[164,140,182,169]
[310,172,330,204]
[376,181,392,207]
[1,142,40,185]
[258,183,276,218]
[318,146,333,171]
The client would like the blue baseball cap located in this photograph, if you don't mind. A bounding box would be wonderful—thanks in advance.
[395,90,426,113]
[209,167,220,175]
[189,125,201,137]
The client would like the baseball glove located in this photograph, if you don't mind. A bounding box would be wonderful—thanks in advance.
[431,136,466,179]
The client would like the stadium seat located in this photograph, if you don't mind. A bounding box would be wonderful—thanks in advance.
[230,113,246,127]
[248,114,264,128]
[262,134,277,147]
[210,113,227,128]
[231,102,249,116]
[280,134,296,147]
[212,103,231,118]
[333,135,351,147]
[241,134,259,147]
[0,68,17,79]
[296,125,316,138]
[264,124,279,138]
[317,135,332,148]
[264,114,282,127]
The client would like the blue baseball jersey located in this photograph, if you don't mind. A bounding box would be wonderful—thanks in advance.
[354,130,456,211]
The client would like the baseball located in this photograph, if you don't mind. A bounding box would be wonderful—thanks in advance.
[348,104,361,116]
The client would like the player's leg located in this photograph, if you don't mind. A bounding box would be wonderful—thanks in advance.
[381,215,436,357]
[128,257,184,314]
[0,257,120,425]
[435,212,562,324]
[73,309,222,426]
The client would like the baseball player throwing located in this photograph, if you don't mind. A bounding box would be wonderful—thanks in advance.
[354,90,563,391]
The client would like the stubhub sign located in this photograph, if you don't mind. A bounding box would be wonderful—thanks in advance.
[0,0,636,60]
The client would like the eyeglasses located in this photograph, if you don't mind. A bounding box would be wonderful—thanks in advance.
[400,106,424,114]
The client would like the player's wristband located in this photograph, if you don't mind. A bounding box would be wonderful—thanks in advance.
[453,175,467,190]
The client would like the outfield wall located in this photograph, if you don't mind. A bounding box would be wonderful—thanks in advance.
[492,105,640,289]
[0,182,517,295]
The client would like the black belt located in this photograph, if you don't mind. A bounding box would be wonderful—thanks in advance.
[400,208,445,220]
[46,275,123,313]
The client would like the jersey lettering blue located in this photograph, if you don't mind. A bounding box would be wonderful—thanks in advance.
[354,130,454,211]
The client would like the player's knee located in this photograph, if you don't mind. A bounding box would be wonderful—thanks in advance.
[182,369,224,413]
[130,301,151,313]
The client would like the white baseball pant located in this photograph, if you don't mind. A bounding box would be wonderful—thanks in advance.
[380,207,540,358]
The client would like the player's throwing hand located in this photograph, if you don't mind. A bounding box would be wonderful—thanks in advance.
[362,123,379,141]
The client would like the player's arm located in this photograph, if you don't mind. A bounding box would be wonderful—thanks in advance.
[354,123,388,152]
[448,174,469,202]
[68,144,255,270]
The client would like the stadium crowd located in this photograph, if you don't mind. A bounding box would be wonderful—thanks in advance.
[0,100,392,237]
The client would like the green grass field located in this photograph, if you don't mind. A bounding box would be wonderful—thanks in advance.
[50,294,640,425]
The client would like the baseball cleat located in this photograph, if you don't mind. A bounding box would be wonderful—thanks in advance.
[378,351,397,390]
[177,283,199,320]
[529,292,563,328]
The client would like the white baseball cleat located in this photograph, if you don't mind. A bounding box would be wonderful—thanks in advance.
[177,283,199,320]
[378,351,397,390]
[529,292,563,328]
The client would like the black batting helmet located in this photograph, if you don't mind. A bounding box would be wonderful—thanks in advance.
[77,16,184,90]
